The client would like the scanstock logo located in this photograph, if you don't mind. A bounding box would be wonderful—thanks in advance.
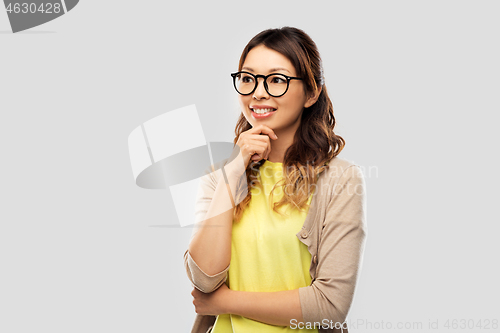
[128,105,249,227]
[3,0,79,33]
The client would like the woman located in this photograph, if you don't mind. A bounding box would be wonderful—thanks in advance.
[184,26,367,333]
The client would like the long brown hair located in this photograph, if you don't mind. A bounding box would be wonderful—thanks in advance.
[233,27,345,222]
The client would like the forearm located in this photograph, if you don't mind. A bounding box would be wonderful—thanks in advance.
[188,166,243,276]
[225,288,303,327]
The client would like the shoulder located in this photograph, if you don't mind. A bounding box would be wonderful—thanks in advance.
[323,156,363,182]
[317,156,366,200]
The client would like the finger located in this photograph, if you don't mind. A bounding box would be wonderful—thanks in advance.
[249,133,273,143]
[249,125,278,140]
[249,135,271,159]
[247,139,268,150]
[247,141,268,159]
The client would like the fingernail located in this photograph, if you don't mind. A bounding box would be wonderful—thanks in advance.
[274,134,278,139]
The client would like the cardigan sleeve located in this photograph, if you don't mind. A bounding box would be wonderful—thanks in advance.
[184,249,229,293]
[298,165,367,325]
[183,163,231,293]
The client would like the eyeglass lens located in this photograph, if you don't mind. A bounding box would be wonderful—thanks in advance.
[234,73,288,97]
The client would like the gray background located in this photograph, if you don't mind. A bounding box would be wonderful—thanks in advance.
[1,1,499,332]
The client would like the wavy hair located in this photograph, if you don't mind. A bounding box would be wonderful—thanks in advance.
[232,26,345,222]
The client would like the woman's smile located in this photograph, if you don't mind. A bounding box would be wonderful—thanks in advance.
[250,104,277,118]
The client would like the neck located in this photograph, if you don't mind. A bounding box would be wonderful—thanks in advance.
[266,127,298,163]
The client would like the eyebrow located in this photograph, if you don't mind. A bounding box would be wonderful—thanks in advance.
[242,66,291,74]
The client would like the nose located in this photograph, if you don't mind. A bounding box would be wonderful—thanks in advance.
[253,77,269,100]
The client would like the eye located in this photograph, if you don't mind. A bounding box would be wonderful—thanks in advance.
[240,73,254,83]
[270,75,286,84]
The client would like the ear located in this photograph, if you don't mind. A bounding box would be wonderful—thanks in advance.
[304,86,322,108]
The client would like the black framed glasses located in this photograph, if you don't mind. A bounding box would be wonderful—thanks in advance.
[230,71,303,97]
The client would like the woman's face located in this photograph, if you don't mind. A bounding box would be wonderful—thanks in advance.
[238,45,314,136]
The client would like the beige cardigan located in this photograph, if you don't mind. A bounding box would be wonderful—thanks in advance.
[183,156,367,333]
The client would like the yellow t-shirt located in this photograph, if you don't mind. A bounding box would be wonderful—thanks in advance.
[211,160,318,333]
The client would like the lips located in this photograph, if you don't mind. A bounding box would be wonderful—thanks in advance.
[250,108,277,119]
[250,106,277,115]
[250,105,277,111]
[252,108,276,114]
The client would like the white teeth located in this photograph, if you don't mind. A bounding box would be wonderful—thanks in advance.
[252,108,275,114]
